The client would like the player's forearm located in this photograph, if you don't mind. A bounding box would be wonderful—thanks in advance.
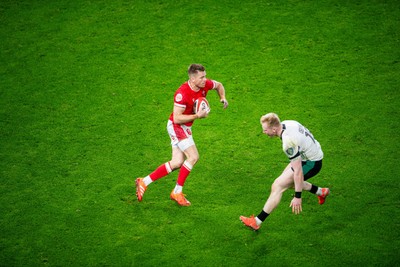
[293,171,304,193]
[291,159,303,192]
[173,114,198,124]
[215,82,226,100]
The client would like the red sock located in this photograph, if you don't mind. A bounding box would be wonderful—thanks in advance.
[149,162,172,181]
[177,161,193,186]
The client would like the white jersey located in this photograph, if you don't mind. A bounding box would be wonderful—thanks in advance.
[281,120,323,161]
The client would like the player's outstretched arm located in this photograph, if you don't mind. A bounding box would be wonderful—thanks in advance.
[214,81,228,109]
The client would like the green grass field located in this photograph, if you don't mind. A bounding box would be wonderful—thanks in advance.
[1,0,399,266]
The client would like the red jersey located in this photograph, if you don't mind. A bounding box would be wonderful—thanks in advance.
[169,79,216,127]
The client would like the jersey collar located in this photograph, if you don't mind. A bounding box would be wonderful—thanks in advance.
[188,80,200,92]
[280,124,286,139]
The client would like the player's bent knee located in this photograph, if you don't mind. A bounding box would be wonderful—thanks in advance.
[187,156,199,166]
[271,182,279,193]
[271,180,287,194]
[169,160,184,170]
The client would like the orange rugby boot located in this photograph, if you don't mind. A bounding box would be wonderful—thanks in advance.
[240,215,260,231]
[170,191,191,206]
[318,188,330,205]
[135,178,147,202]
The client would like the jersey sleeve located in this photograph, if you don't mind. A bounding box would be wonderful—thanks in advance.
[205,79,216,90]
[282,136,301,161]
[174,90,187,109]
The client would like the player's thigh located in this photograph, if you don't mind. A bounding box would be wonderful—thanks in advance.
[170,146,185,168]
[273,164,295,190]
[182,143,199,162]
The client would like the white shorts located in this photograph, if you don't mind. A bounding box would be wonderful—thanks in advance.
[167,120,195,151]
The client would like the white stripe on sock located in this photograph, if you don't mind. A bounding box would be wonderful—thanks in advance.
[165,162,172,173]
[183,160,193,170]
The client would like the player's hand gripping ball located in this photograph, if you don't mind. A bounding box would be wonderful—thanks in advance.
[193,97,211,116]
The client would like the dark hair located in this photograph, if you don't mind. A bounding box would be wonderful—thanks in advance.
[188,64,205,76]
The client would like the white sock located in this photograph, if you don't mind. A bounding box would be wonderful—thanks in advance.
[174,184,183,194]
[255,217,262,226]
[316,187,322,196]
[143,176,153,186]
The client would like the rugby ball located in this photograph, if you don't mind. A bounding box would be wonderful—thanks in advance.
[193,97,211,114]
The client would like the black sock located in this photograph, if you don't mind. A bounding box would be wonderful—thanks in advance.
[310,184,318,194]
[257,210,269,222]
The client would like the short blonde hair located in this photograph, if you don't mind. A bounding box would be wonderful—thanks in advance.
[260,113,281,127]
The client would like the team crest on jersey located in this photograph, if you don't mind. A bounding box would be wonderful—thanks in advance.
[286,148,294,156]
[175,93,183,102]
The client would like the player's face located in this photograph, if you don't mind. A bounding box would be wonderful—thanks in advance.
[262,123,275,137]
[190,71,207,88]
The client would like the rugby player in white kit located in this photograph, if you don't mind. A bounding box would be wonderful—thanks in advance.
[240,113,330,231]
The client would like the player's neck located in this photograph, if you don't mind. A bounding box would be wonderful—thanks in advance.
[188,80,200,92]
[276,125,283,138]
